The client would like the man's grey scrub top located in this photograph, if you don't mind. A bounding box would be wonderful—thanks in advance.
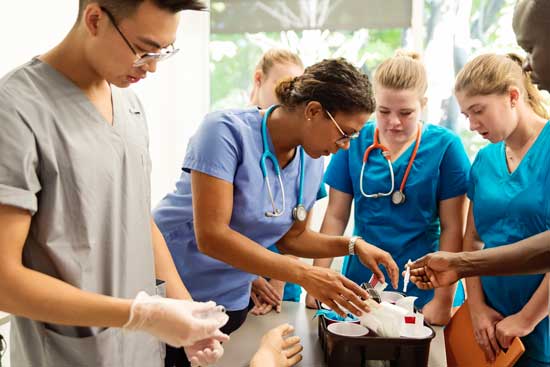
[0,58,164,367]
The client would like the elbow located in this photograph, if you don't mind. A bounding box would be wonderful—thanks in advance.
[194,226,225,258]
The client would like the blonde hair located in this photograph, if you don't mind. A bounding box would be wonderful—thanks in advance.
[374,50,428,98]
[255,49,303,76]
[455,53,548,119]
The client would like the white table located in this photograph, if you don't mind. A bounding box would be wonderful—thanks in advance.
[215,302,447,367]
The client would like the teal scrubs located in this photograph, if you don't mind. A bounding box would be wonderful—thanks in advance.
[325,122,470,308]
[468,121,550,365]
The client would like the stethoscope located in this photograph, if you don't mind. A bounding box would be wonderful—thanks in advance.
[260,105,307,221]
[359,123,422,205]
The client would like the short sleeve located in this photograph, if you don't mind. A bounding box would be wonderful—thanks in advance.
[437,134,471,201]
[467,153,482,200]
[324,148,353,195]
[182,112,243,183]
[316,178,328,200]
[0,97,41,214]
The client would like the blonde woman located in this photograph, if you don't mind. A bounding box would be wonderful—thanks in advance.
[454,53,549,366]
[306,51,470,326]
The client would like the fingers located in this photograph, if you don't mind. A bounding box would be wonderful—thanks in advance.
[486,326,501,360]
[256,279,282,306]
[383,256,399,289]
[337,289,370,316]
[409,255,427,270]
[476,328,497,363]
[495,325,512,350]
[251,292,262,307]
[272,323,295,337]
[259,303,273,315]
[286,351,303,367]
[305,294,319,309]
[210,330,230,343]
[409,275,434,290]
[283,337,303,358]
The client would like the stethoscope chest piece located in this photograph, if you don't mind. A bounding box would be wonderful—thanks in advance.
[292,204,307,222]
[391,190,406,205]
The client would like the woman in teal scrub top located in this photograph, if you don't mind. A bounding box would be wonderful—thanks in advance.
[306,51,470,326]
[455,53,549,367]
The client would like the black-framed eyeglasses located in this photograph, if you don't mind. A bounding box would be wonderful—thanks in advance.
[325,109,360,147]
[100,6,179,67]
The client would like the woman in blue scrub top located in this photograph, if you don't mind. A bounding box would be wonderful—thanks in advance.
[154,58,399,367]
[455,53,550,367]
[306,51,470,326]
[247,49,309,315]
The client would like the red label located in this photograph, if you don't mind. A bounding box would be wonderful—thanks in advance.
[404,316,416,324]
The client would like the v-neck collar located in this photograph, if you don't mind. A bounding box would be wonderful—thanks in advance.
[499,120,550,176]
[34,57,118,127]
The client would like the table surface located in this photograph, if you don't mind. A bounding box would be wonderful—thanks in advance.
[0,312,9,326]
[215,302,447,367]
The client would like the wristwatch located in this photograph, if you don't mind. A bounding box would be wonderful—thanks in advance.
[348,236,361,256]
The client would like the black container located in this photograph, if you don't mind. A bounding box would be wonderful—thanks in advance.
[318,313,436,367]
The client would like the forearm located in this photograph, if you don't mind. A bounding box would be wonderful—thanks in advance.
[312,211,349,268]
[197,227,309,286]
[151,218,192,300]
[0,263,130,327]
[517,273,549,327]
[463,227,487,307]
[459,231,550,277]
[432,226,461,305]
[279,228,349,259]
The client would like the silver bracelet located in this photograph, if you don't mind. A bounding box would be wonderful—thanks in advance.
[348,236,361,256]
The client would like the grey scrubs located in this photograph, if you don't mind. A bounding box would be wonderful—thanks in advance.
[0,59,164,367]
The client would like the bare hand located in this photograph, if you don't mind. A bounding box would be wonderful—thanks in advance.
[305,293,318,309]
[251,277,282,307]
[250,279,285,315]
[407,252,462,289]
[421,298,452,326]
[495,313,535,349]
[355,240,399,289]
[301,266,369,317]
[250,324,303,367]
[470,303,504,363]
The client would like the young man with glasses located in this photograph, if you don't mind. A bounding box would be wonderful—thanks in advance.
[0,1,233,366]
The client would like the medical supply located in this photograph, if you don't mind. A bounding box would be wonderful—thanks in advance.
[327,322,369,337]
[368,274,388,293]
[380,291,405,304]
[359,124,422,205]
[260,105,307,221]
[361,281,382,303]
[403,259,412,292]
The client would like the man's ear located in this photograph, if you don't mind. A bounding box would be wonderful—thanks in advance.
[83,4,104,37]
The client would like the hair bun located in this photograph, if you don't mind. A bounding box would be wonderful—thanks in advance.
[394,49,422,61]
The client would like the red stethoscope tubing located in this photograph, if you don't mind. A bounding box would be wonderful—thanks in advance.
[360,124,422,198]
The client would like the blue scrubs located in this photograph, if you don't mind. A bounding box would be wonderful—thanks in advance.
[266,182,327,303]
[468,121,550,365]
[325,122,470,308]
[153,107,324,311]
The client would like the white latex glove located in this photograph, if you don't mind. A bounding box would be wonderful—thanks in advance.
[123,291,229,347]
[185,338,225,366]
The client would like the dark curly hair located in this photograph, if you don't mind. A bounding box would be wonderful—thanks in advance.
[275,58,375,116]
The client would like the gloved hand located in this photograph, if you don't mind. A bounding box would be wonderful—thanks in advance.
[185,338,226,366]
[123,291,229,347]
